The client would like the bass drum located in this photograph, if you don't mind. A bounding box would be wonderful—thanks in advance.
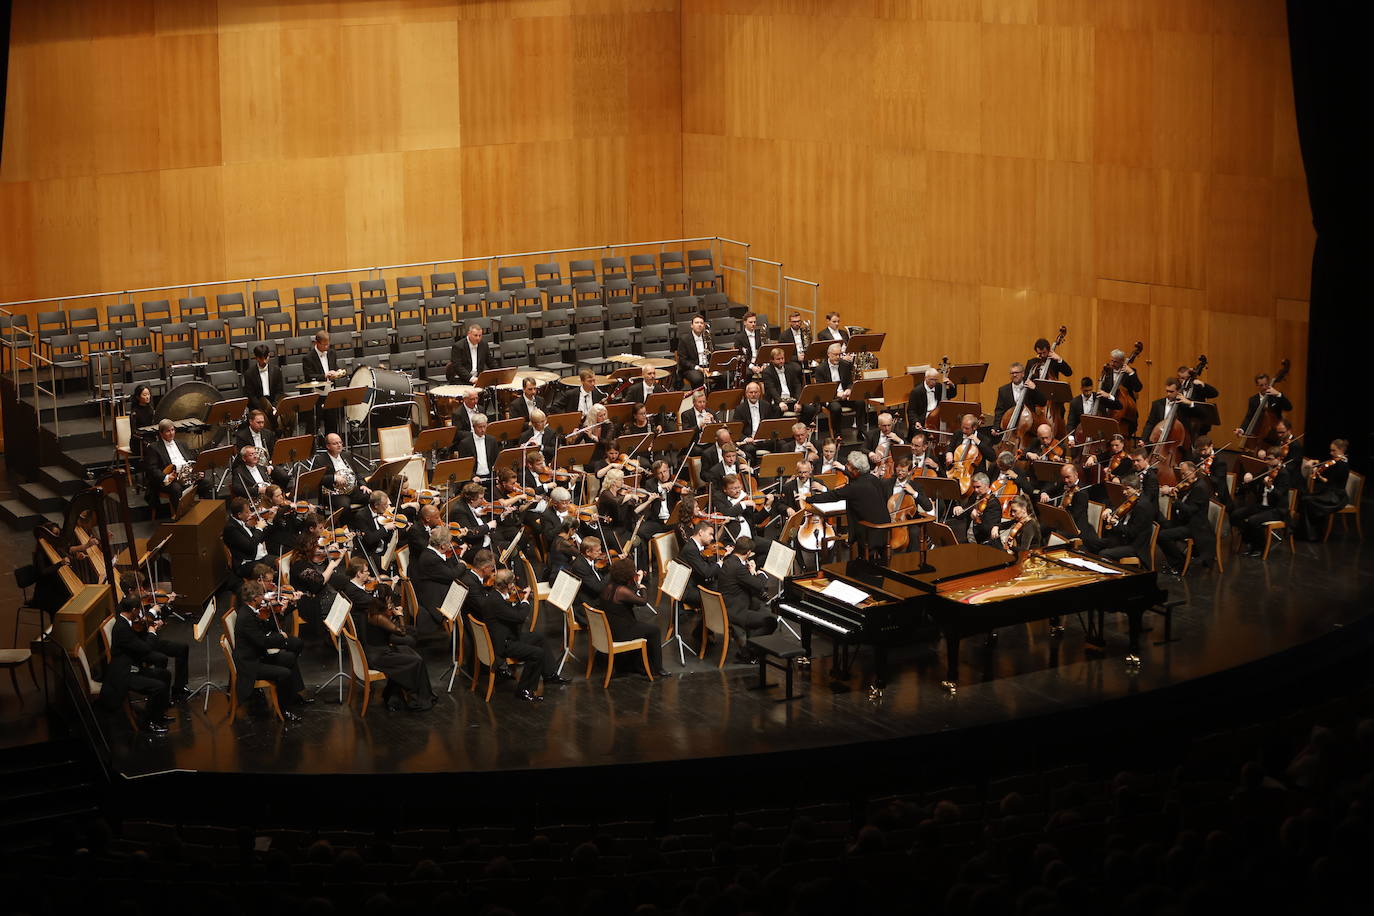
[345,366,419,427]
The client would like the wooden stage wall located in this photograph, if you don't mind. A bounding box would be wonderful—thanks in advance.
[681,0,1313,431]
[1,1,1315,430]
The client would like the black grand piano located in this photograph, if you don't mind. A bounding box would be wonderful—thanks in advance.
[780,544,1170,695]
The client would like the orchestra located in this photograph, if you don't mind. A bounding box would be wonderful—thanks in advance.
[88,296,1356,727]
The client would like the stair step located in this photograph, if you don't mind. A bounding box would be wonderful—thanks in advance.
[36,465,85,497]
[17,482,64,513]
[0,499,42,530]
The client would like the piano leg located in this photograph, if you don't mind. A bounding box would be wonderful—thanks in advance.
[1124,607,1143,669]
[941,635,960,694]
[869,645,888,699]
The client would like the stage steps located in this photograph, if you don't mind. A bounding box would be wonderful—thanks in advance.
[0,740,103,853]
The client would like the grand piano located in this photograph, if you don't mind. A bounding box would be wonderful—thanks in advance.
[780,543,1170,695]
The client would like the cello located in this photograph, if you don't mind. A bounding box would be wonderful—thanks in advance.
[1105,341,1143,435]
[1146,391,1191,488]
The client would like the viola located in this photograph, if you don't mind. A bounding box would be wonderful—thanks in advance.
[382,511,411,530]
[363,574,398,592]
[1104,491,1139,528]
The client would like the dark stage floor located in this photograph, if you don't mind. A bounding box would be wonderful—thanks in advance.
[85,539,1374,780]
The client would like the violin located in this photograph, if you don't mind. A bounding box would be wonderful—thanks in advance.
[382,511,411,530]
[1103,491,1140,528]
[701,542,733,559]
[1001,516,1028,551]
[292,499,324,515]
[1312,457,1340,482]
[363,574,398,592]
[132,588,175,632]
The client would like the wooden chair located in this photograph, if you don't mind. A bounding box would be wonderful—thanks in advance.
[0,645,37,700]
[697,586,732,668]
[219,633,284,721]
[1158,493,1173,521]
[520,554,552,632]
[467,617,499,702]
[1259,490,1299,561]
[582,605,653,687]
[341,621,387,716]
[113,415,136,487]
[1180,500,1227,577]
[1324,469,1364,541]
[1116,523,1160,571]
[71,644,140,730]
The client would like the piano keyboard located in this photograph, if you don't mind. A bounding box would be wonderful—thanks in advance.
[777,602,856,636]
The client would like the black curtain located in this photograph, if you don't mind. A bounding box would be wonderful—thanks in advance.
[1288,2,1372,468]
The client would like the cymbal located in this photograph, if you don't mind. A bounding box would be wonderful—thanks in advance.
[606,353,642,364]
[507,368,560,384]
[634,357,675,370]
[560,374,614,386]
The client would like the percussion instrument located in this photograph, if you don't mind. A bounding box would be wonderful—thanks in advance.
[506,368,560,385]
[606,353,643,364]
[346,365,418,426]
[633,357,676,370]
[154,380,223,450]
[429,384,480,419]
[560,374,614,387]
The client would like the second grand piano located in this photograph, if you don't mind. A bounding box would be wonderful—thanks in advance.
[781,544,1169,696]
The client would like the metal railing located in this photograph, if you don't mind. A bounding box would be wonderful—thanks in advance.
[783,275,821,331]
[0,306,62,438]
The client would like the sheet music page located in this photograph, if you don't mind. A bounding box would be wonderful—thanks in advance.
[549,570,581,612]
[763,540,795,580]
[661,560,691,602]
[1054,555,1124,576]
[324,593,351,636]
[193,598,216,642]
[821,578,871,606]
[439,581,469,621]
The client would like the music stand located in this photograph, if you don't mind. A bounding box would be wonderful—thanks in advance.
[1032,460,1068,484]
[603,401,634,426]
[494,445,535,476]
[850,378,884,425]
[322,384,367,444]
[186,595,227,711]
[555,443,596,471]
[1035,379,1072,404]
[947,363,989,400]
[316,593,353,701]
[659,559,693,667]
[753,417,800,447]
[798,382,839,425]
[414,424,458,458]
[430,457,476,493]
[848,332,886,359]
[1190,402,1221,429]
[485,417,524,445]
[697,421,743,448]
[644,391,685,422]
[922,477,964,522]
[703,387,744,417]
[437,581,471,691]
[198,445,236,497]
[651,429,695,456]
[1102,481,1128,507]
[757,451,802,480]
[272,434,316,477]
[1036,502,1079,539]
[708,347,742,387]
[544,410,582,438]
[617,432,652,456]
[275,392,320,437]
[804,339,837,363]
[1078,415,1121,446]
[1236,455,1270,478]
[933,400,982,433]
[367,457,413,491]
[294,466,326,503]
[205,396,249,435]
[473,367,517,389]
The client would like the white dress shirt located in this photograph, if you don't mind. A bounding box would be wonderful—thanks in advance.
[166,440,188,469]
[693,334,708,367]
[472,435,490,476]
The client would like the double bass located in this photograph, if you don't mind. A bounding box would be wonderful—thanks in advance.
[1030,326,1069,437]
[1243,358,1291,444]
[1106,341,1144,435]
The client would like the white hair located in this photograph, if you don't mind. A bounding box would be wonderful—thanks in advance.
[551,487,571,502]
[429,527,451,548]
[847,452,870,473]
[1110,349,1125,360]
[472,413,488,425]
[529,409,546,423]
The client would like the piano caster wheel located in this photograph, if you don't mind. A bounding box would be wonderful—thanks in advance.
[1124,653,1141,670]
[940,680,957,695]
[868,684,884,700]
[983,632,998,648]
[795,656,811,668]
[1049,625,1065,638]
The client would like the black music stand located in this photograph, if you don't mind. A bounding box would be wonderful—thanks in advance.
[1032,460,1068,484]
[484,417,524,446]
[494,445,536,475]
[848,332,885,362]
[798,381,839,434]
[947,363,989,401]
[849,377,884,429]
[195,445,234,497]
[275,392,319,437]
[1078,415,1121,445]
[1035,379,1072,405]
[323,384,367,445]
[922,476,964,525]
[1035,502,1079,539]
[430,457,476,523]
[555,443,596,498]
[756,451,801,481]
[697,421,743,448]
[271,434,317,482]
[708,347,742,388]
[651,429,695,457]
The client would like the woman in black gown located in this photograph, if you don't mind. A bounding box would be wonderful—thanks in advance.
[327,559,435,711]
[597,559,669,677]
[288,531,343,629]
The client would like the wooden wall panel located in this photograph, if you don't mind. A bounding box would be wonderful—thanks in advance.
[1,0,683,310]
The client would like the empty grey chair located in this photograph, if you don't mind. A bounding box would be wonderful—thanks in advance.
[569,259,597,283]
[641,324,673,359]
[659,251,686,274]
[496,314,530,341]
[201,343,234,370]
[260,314,293,341]
[45,334,87,389]
[227,316,258,348]
[661,273,690,297]
[423,347,450,378]
[397,323,426,351]
[604,278,633,305]
[326,301,356,332]
[396,276,425,301]
[430,272,458,296]
[671,297,702,323]
[216,292,247,318]
[454,293,483,315]
[196,318,227,348]
[209,369,242,395]
[329,329,355,354]
[325,282,354,307]
[572,305,605,334]
[253,289,282,314]
[690,269,719,296]
[106,303,138,330]
[462,269,491,295]
[543,285,573,309]
[702,292,731,317]
[632,274,662,302]
[282,336,311,359]
[425,320,454,348]
[687,248,715,273]
[423,298,453,324]
[711,316,739,338]
[539,308,571,339]
[604,329,636,357]
[639,298,670,325]
[484,291,515,317]
[513,288,543,314]
[295,308,325,333]
[390,351,420,374]
[120,327,153,354]
[573,281,603,308]
[498,339,530,367]
[497,266,527,291]
[68,306,100,338]
[360,328,390,356]
[600,256,628,282]
[179,296,209,322]
[292,286,322,308]
[393,300,423,326]
[281,361,304,385]
[141,300,171,329]
[128,351,167,392]
[607,302,637,329]
[572,332,605,369]
[534,262,561,288]
[530,338,572,376]
[362,301,392,328]
[359,279,388,306]
[157,322,195,350]
[630,254,658,279]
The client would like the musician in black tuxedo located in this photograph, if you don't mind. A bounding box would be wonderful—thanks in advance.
[449,482,495,553]
[947,472,1004,546]
[761,347,806,416]
[1159,462,1216,573]
[1067,377,1120,437]
[733,312,769,380]
[806,452,890,558]
[302,329,347,385]
[353,491,400,565]
[863,411,908,456]
[993,362,1047,426]
[679,390,718,456]
[223,497,269,583]
[1142,380,1198,442]
[1233,372,1292,438]
[471,569,570,700]
[231,444,280,500]
[518,410,560,464]
[905,367,957,428]
[457,414,501,480]
[715,475,776,558]
[813,342,864,437]
[1099,348,1144,434]
[715,537,778,660]
[450,389,483,436]
[568,538,609,624]
[1089,475,1158,564]
[97,596,173,732]
[143,420,202,518]
[676,314,713,390]
[777,312,812,365]
[1297,439,1351,541]
[634,460,687,542]
[678,522,721,610]
[1037,461,1093,541]
[942,414,998,480]
[410,527,465,635]
[815,311,849,346]
[233,582,306,720]
[242,344,285,427]
[554,369,607,416]
[623,366,665,412]
[505,376,547,422]
[232,410,292,487]
[446,322,497,385]
[731,381,779,458]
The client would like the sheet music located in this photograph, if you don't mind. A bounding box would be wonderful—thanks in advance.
[549,570,581,612]
[1053,554,1124,576]
[661,560,691,602]
[763,540,795,580]
[193,598,216,642]
[324,593,351,636]
[439,581,468,621]
[821,578,871,606]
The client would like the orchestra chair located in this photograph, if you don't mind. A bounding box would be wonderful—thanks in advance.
[113,415,136,488]
[1178,500,1226,577]
[1115,523,1160,571]
[1087,501,1106,536]
[466,617,500,703]
[696,586,732,668]
[72,644,139,731]
[519,555,552,632]
[582,604,653,687]
[219,633,284,721]
[1324,470,1364,541]
[341,620,387,716]
[0,643,37,701]
[1259,490,1299,561]
[1158,494,1173,522]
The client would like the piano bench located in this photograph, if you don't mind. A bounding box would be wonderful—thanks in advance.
[747,634,806,702]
